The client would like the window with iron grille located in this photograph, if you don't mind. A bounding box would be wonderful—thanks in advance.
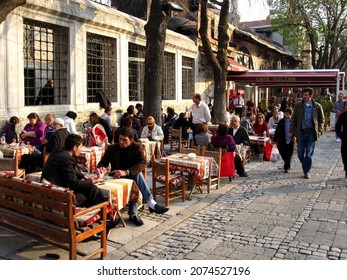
[182,56,194,99]
[128,43,145,101]
[87,33,117,103]
[23,19,68,106]
[162,52,175,100]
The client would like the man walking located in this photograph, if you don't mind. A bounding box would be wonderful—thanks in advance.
[290,88,325,179]
[333,92,345,142]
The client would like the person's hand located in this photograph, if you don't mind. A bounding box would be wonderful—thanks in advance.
[109,169,126,179]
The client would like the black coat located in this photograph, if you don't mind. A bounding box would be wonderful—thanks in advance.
[227,126,250,145]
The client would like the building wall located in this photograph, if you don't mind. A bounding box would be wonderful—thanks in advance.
[0,0,202,131]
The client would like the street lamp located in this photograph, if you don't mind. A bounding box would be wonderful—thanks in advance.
[162,1,184,16]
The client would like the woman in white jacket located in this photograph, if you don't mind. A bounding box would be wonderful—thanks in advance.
[63,111,78,134]
[140,116,164,141]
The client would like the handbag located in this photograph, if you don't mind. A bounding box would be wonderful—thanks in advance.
[220,152,235,177]
[263,142,273,161]
[270,144,281,163]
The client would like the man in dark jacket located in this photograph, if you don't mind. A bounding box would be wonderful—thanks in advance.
[335,100,347,177]
[97,127,169,226]
[41,134,105,207]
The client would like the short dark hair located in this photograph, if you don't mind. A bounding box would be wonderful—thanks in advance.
[194,93,201,101]
[121,116,133,127]
[284,107,293,115]
[119,127,135,139]
[104,106,112,113]
[135,103,142,109]
[126,105,135,115]
[303,87,314,96]
[64,134,83,151]
[217,123,228,136]
[27,112,40,121]
[246,112,253,118]
[66,111,77,120]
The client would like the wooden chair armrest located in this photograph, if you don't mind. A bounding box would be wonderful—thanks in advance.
[73,201,109,218]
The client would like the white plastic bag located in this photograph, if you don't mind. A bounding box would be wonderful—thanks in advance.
[270,144,281,163]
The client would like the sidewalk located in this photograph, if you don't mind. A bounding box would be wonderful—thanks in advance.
[1,131,346,260]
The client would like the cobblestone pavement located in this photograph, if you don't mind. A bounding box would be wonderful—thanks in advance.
[1,131,346,260]
[115,131,347,260]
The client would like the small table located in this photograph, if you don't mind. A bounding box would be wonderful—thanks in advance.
[249,135,270,161]
[76,146,104,174]
[140,140,162,163]
[0,143,34,160]
[160,153,218,199]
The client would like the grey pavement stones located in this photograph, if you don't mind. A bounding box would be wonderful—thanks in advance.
[1,131,347,260]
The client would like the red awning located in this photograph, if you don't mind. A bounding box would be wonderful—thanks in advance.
[227,69,344,87]
[227,57,248,72]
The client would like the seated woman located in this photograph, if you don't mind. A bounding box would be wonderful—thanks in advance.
[211,123,248,177]
[63,111,78,134]
[252,112,269,156]
[163,107,178,143]
[194,123,211,147]
[20,112,46,151]
[140,116,164,141]
[173,112,194,141]
[0,116,19,143]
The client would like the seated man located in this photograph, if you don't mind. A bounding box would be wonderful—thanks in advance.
[41,134,106,208]
[97,127,169,226]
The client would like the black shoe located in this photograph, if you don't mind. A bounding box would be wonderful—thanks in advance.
[106,217,121,231]
[239,172,249,177]
[149,203,169,214]
[284,169,289,173]
[129,215,144,226]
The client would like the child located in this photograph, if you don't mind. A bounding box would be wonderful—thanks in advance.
[273,107,294,173]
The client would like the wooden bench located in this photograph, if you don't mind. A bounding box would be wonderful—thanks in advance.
[0,173,109,260]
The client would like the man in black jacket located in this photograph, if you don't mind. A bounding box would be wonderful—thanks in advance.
[41,134,105,207]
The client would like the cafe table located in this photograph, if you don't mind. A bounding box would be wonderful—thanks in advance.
[140,139,162,163]
[0,143,35,160]
[76,146,104,174]
[160,153,219,199]
[24,172,143,227]
[249,135,270,161]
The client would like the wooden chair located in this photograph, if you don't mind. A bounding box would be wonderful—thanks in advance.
[180,147,199,155]
[169,127,189,153]
[0,153,26,178]
[151,155,186,206]
[201,148,222,193]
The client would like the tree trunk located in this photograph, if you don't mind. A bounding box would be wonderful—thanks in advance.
[143,0,169,127]
[199,0,230,123]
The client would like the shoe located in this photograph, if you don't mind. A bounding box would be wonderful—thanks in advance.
[336,139,341,142]
[284,169,289,173]
[304,173,310,179]
[129,215,144,226]
[149,203,169,214]
[106,217,121,231]
[239,172,249,177]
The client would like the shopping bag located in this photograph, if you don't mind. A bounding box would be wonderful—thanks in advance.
[220,152,235,177]
[270,144,281,163]
[263,142,273,161]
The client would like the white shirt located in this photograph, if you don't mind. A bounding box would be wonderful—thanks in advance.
[233,96,244,108]
[63,116,77,134]
[225,111,231,126]
[191,101,211,124]
[140,124,164,141]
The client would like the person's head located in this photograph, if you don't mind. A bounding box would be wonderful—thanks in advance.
[53,118,65,130]
[44,114,55,127]
[146,116,156,128]
[9,116,19,128]
[230,115,240,128]
[118,127,135,148]
[166,107,175,116]
[104,106,112,116]
[126,105,135,115]
[195,123,208,134]
[217,123,228,136]
[255,113,265,124]
[338,93,343,101]
[121,116,133,128]
[64,134,83,157]
[179,112,186,119]
[89,112,99,125]
[302,88,314,103]
[66,111,77,120]
[47,79,54,87]
[272,109,279,119]
[27,112,40,126]
[192,93,201,105]
[135,103,143,112]
[284,107,293,120]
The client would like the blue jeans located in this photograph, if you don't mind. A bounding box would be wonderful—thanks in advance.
[128,172,153,216]
[297,129,315,174]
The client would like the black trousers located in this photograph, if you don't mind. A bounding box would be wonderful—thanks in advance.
[234,154,246,175]
[277,142,294,170]
[235,107,243,118]
[341,140,347,171]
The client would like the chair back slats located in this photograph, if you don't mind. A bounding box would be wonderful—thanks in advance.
[201,148,222,192]
[180,148,199,155]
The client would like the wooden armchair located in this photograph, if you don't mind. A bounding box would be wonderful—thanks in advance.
[151,155,186,206]
[0,153,26,178]
[201,147,222,193]
[169,127,189,153]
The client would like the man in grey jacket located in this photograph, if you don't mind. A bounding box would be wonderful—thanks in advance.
[290,88,325,179]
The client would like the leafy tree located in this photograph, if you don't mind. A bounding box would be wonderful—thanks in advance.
[199,0,231,122]
[269,0,347,74]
